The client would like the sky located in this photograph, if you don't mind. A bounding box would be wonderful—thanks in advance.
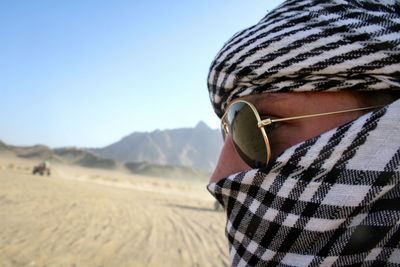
[0,0,285,148]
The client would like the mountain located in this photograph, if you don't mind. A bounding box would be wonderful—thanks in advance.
[53,147,122,170]
[0,141,121,170]
[0,141,209,179]
[90,121,223,172]
[124,162,208,180]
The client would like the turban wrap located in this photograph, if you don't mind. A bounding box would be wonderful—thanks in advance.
[207,0,400,118]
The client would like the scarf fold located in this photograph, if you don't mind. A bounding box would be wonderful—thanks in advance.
[208,99,400,266]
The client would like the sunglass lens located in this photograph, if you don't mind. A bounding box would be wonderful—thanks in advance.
[227,102,268,168]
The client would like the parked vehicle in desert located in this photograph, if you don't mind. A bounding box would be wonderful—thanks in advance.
[32,161,51,176]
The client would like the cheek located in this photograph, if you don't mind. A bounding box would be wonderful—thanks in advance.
[268,118,344,158]
[301,117,345,139]
[267,124,310,158]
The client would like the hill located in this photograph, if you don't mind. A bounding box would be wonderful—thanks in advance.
[90,121,223,172]
[0,141,209,179]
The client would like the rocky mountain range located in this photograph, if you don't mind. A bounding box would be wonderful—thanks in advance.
[90,121,223,172]
[0,141,210,179]
[0,121,223,178]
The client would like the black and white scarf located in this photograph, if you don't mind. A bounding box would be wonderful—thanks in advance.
[208,99,400,266]
[207,0,400,266]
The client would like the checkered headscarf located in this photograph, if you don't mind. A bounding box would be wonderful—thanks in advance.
[207,0,400,266]
[207,0,400,118]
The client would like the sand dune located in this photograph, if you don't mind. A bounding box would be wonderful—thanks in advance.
[0,157,228,267]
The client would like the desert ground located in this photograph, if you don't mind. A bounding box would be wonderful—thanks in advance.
[0,156,229,267]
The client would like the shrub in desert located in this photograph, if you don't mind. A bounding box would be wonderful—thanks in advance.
[151,181,160,186]
[17,165,25,170]
[116,177,126,183]
[8,163,16,170]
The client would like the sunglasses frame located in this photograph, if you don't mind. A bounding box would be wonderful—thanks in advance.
[221,99,382,168]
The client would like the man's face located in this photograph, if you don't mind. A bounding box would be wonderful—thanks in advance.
[210,91,374,183]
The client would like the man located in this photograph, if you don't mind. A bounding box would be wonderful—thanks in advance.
[207,0,400,266]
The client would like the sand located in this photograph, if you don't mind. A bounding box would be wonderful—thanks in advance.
[0,156,229,267]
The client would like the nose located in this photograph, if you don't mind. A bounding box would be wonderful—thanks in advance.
[209,137,251,184]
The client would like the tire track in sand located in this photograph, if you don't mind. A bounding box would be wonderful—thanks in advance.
[0,169,229,267]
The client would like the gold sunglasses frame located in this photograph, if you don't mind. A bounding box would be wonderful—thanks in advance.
[221,100,382,167]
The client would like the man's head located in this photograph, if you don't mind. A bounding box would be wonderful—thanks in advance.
[206,1,400,266]
[207,0,400,182]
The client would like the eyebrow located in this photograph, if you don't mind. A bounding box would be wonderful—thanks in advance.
[251,93,292,112]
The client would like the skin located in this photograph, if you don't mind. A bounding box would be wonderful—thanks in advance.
[210,91,396,183]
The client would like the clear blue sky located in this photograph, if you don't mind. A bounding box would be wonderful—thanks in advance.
[0,0,285,148]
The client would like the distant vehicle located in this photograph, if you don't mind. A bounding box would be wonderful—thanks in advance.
[32,161,51,176]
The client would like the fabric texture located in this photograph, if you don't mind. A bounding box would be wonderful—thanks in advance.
[207,0,400,118]
[206,0,400,266]
[208,99,400,266]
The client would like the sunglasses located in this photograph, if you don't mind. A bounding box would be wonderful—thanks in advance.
[221,100,381,168]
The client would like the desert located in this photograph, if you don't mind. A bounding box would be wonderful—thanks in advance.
[0,155,229,267]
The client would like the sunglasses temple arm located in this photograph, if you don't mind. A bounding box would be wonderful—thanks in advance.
[258,105,383,127]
